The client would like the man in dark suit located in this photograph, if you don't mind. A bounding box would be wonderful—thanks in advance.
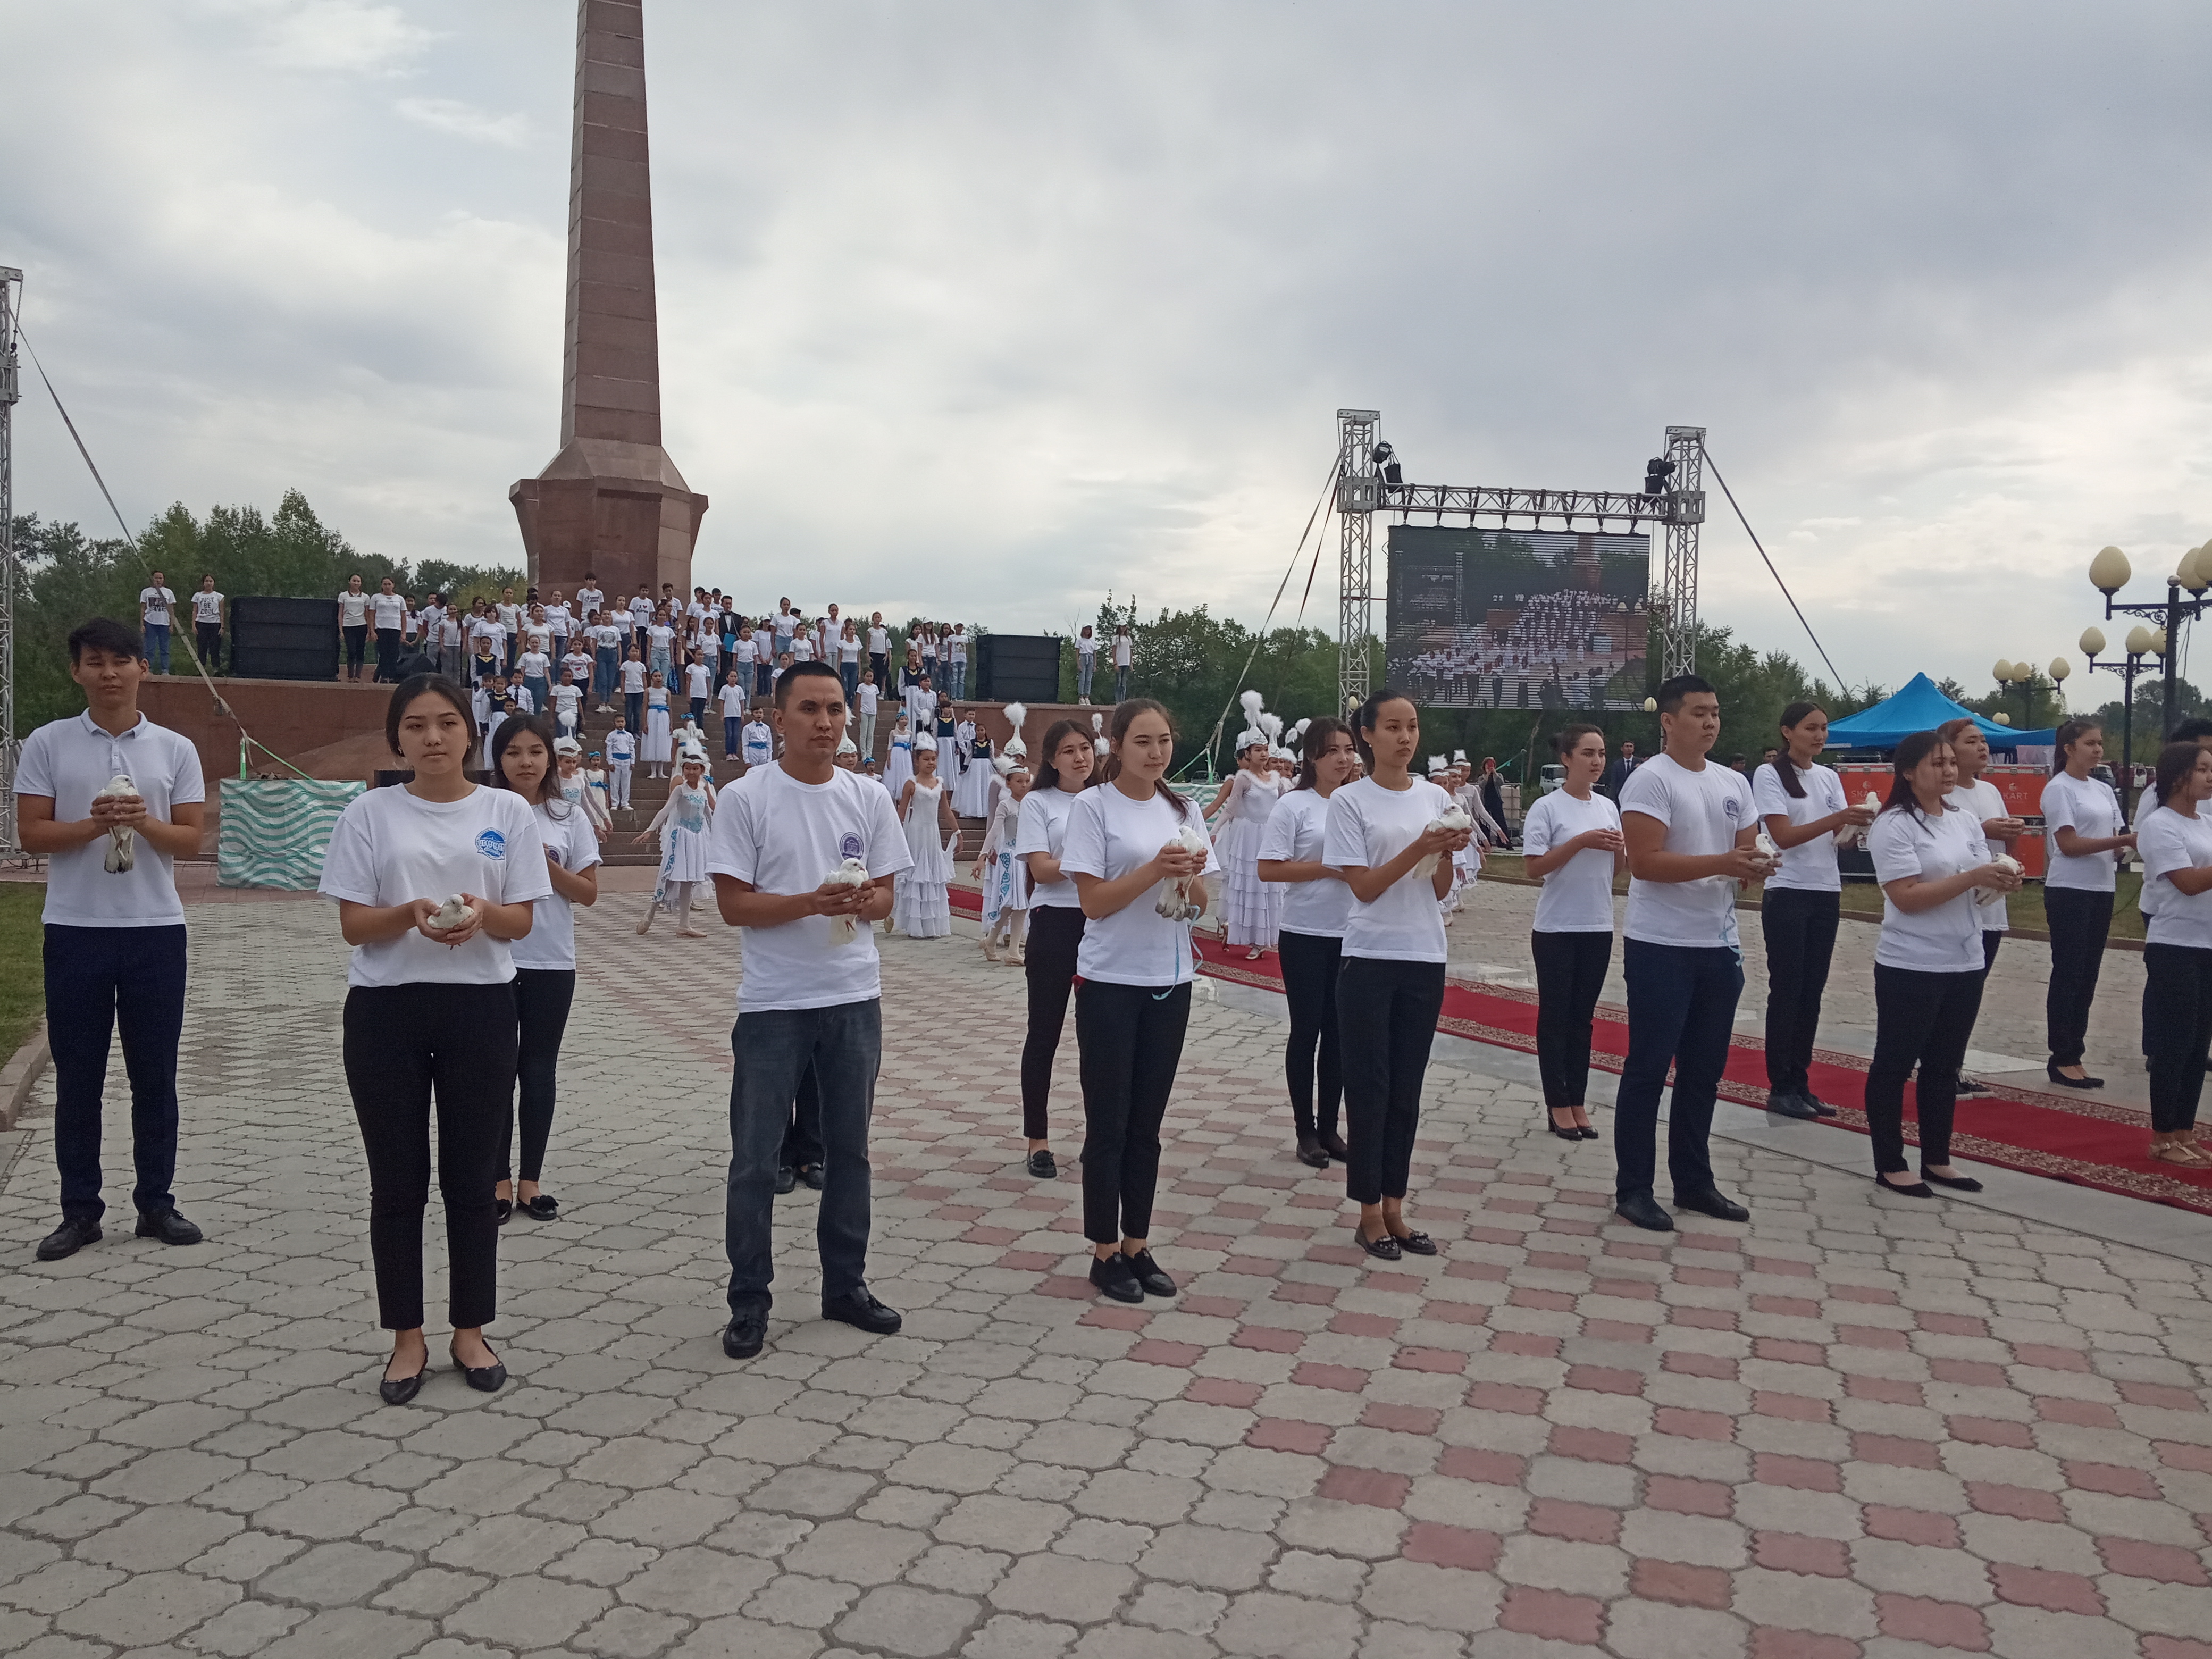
[1602,740,1641,799]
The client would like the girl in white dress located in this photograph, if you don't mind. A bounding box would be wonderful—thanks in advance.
[891,745,959,937]
[1209,736,1286,959]
[954,716,994,818]
[636,747,714,936]
[977,759,1033,962]
[885,712,916,799]
[643,672,673,777]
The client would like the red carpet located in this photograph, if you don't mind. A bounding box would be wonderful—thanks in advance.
[950,884,2212,1217]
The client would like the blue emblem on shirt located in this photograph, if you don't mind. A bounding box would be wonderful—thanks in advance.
[839,831,864,861]
[476,829,507,860]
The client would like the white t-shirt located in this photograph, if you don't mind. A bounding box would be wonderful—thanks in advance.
[499,602,523,633]
[517,650,550,683]
[741,721,774,765]
[523,622,552,655]
[317,784,552,988]
[705,763,914,1012]
[1752,761,1847,893]
[1947,778,2011,933]
[1113,635,1132,667]
[545,604,572,635]
[686,664,712,700]
[620,659,646,693]
[576,586,604,620]
[841,636,861,664]
[2140,803,2212,950]
[1322,775,1454,962]
[628,597,651,625]
[471,616,506,651]
[858,682,878,715]
[338,590,370,627]
[552,684,581,722]
[18,712,205,928]
[1016,786,1087,910]
[369,592,407,630]
[1519,789,1622,934]
[140,586,175,625]
[793,637,815,663]
[734,637,757,666]
[1256,788,1350,940]
[1869,803,1989,973]
[1077,635,1097,662]
[590,623,622,653]
[2041,771,2124,892]
[719,683,748,717]
[868,626,889,654]
[1060,784,1218,985]
[509,800,602,971]
[1618,753,1755,950]
[190,589,224,625]
[949,632,967,663]
[647,623,675,656]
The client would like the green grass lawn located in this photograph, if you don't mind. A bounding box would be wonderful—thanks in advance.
[1478,854,2141,940]
[0,885,45,1070]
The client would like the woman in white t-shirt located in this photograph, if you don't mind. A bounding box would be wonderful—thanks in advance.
[1937,718,2026,1093]
[1864,731,2020,1198]
[2136,741,2212,1164]
[1256,716,1358,1169]
[1323,691,1472,1261]
[1061,700,1218,1302]
[487,716,601,1222]
[317,675,552,1404]
[2040,720,2134,1087]
[1112,624,1133,701]
[338,576,371,681]
[1013,720,1099,1178]
[1519,724,1627,1142]
[1753,702,1877,1119]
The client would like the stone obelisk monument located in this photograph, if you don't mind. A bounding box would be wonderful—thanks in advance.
[510,0,706,600]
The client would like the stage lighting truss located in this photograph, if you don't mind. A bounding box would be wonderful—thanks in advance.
[0,266,19,858]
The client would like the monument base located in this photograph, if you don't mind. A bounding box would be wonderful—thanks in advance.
[510,437,707,602]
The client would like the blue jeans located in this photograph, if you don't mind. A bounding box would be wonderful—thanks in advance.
[1614,938,1741,1203]
[1078,657,1095,698]
[724,716,742,757]
[524,674,551,713]
[625,690,643,731]
[594,647,618,702]
[725,998,883,1314]
[841,661,859,699]
[949,663,966,700]
[46,924,188,1222]
[1115,665,1129,700]
[144,622,170,673]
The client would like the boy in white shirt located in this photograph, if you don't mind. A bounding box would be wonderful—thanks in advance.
[1613,674,1769,1233]
[576,574,604,624]
[705,661,915,1359]
[719,669,749,760]
[552,669,583,740]
[18,618,208,1260]
[741,708,775,773]
[138,573,178,674]
[620,646,648,732]
[856,672,880,760]
[605,717,636,810]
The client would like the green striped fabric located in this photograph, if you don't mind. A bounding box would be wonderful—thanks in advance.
[217,779,364,890]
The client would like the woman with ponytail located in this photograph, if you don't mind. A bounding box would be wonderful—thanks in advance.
[2040,720,2132,1087]
[1012,718,1098,1178]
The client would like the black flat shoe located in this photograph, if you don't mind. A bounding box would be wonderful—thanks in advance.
[723,1308,767,1359]
[37,1217,102,1261]
[1124,1249,1176,1297]
[775,1165,798,1195]
[448,1344,507,1393]
[1875,1174,1936,1198]
[2047,1062,2103,1090]
[1027,1149,1058,1178]
[1921,1169,1984,1192]
[1353,1227,1402,1261]
[1088,1253,1144,1303]
[1388,1230,1438,1256]
[1615,1194,1675,1232]
[1318,1132,1352,1162]
[494,1197,512,1226]
[135,1207,203,1245]
[822,1287,903,1335]
[378,1360,430,1406]
[517,1193,559,1220]
[799,1164,825,1192]
[1765,1090,1819,1120]
[1296,1136,1330,1168]
[1672,1188,1750,1224]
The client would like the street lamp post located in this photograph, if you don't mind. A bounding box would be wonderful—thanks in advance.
[2088,543,2208,744]
[2078,623,2157,818]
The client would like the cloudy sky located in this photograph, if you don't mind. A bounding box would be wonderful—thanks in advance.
[9,1,2212,700]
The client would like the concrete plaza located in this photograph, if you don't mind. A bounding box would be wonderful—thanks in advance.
[0,874,2207,1659]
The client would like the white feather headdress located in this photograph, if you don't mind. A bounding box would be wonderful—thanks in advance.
[1092,711,1109,756]
[1002,701,1028,758]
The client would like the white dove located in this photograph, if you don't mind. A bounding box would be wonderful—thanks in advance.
[96,773,138,874]
[423,894,471,932]
[822,857,872,945]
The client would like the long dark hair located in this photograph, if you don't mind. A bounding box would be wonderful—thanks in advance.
[1881,730,1951,830]
[1770,700,1822,800]
[1034,718,1094,793]
[490,714,566,810]
[386,673,476,763]
[1352,688,1417,769]
[1104,698,1190,819]
[2052,718,2101,776]
[1294,717,1354,791]
[2153,740,2207,809]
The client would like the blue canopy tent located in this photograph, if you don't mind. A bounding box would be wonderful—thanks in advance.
[1821,673,2055,753]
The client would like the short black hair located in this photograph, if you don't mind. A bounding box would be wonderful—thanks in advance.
[69,618,145,664]
[774,659,845,709]
[2172,717,2212,744]
[1655,674,1717,715]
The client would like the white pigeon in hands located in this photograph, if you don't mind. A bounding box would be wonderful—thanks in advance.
[1155,824,1209,920]
[1413,804,1474,877]
[96,773,138,873]
[423,894,471,932]
[822,857,872,945]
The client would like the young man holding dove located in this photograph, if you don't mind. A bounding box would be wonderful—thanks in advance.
[707,660,914,1359]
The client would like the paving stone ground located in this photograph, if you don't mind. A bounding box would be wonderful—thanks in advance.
[1,882,2209,1659]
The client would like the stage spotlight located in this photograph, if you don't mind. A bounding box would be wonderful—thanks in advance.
[1643,457,1675,497]
[1372,441,1403,485]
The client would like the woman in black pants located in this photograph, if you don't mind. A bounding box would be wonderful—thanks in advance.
[1256,716,1358,1168]
[1061,700,1215,1302]
[1863,731,2020,1196]
[1323,690,1471,1260]
[318,675,551,1403]
[489,720,600,1224]
[2039,720,2133,1087]
[1518,724,1626,1139]
[1013,719,1096,1178]
[2134,742,2212,1164]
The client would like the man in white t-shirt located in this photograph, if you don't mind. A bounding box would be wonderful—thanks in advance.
[1613,674,1769,1233]
[576,574,604,625]
[190,576,226,674]
[706,661,915,1360]
[16,618,208,1261]
[138,574,178,674]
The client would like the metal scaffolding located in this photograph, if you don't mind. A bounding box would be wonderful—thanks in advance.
[1334,409,1378,715]
[1656,425,1707,679]
[0,267,20,856]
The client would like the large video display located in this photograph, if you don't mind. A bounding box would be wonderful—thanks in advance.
[1385,526,1650,711]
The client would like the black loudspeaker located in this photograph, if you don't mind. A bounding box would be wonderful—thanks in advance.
[977,634,1062,703]
[231,597,340,682]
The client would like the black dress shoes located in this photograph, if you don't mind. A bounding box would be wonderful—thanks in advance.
[1318,1131,1352,1162]
[1875,1173,1936,1198]
[775,1165,798,1195]
[1800,1093,1838,1118]
[449,1343,507,1393]
[823,1287,903,1335]
[1765,1090,1818,1120]
[1390,1230,1439,1256]
[1353,1228,1403,1261]
[1124,1249,1176,1297]
[1027,1149,1058,1178]
[135,1208,203,1246]
[1296,1136,1330,1168]
[1921,1169,1984,1193]
[723,1308,767,1359]
[379,1360,429,1406]
[2047,1061,2104,1090]
[495,1197,512,1226]
[517,1193,559,1220]
[799,1164,825,1192]
[1088,1253,1144,1303]
[1615,1194,1675,1232]
[37,1217,102,1261]
[1672,1189,1750,1223]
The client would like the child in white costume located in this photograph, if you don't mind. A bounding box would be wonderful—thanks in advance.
[581,751,614,838]
[1209,724,1287,960]
[643,673,673,777]
[977,757,1032,962]
[885,713,916,800]
[605,720,636,810]
[891,745,958,938]
[638,748,715,936]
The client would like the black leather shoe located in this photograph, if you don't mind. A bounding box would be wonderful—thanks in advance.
[1318,1131,1352,1162]
[517,1193,559,1220]
[822,1287,903,1335]
[799,1164,825,1192]
[1954,1075,1989,1096]
[134,1208,203,1246]
[1389,1230,1438,1256]
[1874,1173,1936,1198]
[1124,1249,1176,1297]
[2047,1061,2103,1090]
[1615,1194,1675,1232]
[1576,1125,1601,1140]
[1088,1253,1144,1303]
[723,1308,767,1359]
[1353,1227,1402,1261]
[1765,1090,1819,1120]
[1296,1136,1329,1168]
[379,1360,430,1405]
[1799,1093,1838,1118]
[448,1343,506,1393]
[1027,1149,1058,1178]
[37,1217,102,1261]
[1672,1189,1750,1223]
[775,1165,798,1195]
[495,1197,512,1227]
[1921,1169,1984,1193]
[1547,1110,1583,1141]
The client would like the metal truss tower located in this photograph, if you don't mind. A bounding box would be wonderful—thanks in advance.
[1334,409,1378,715]
[1656,425,1706,678]
[0,267,20,856]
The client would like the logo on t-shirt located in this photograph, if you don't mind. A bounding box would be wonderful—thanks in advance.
[839,831,864,862]
[1722,795,1741,823]
[476,829,508,861]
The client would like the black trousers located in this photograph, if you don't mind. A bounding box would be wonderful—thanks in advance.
[343,624,367,674]
[1278,929,1344,1141]
[46,924,188,1223]
[374,626,403,682]
[1530,929,1610,1110]
[2143,943,2212,1133]
[1075,979,1191,1243]
[1760,887,1840,1095]
[2044,887,2113,1066]
[1616,940,1741,1203]
[342,982,517,1330]
[1337,956,1446,1204]
[195,621,222,672]
[502,968,574,1183]
[1866,965,1982,1174]
[1021,905,1085,1141]
[783,1062,824,1169]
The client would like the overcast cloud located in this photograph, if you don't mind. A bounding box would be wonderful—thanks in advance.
[7,1,2212,698]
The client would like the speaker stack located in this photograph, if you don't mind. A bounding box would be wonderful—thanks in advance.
[976,634,1062,703]
[230,597,341,682]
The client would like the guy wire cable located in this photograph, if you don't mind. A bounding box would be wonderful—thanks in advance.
[1699,442,1851,696]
